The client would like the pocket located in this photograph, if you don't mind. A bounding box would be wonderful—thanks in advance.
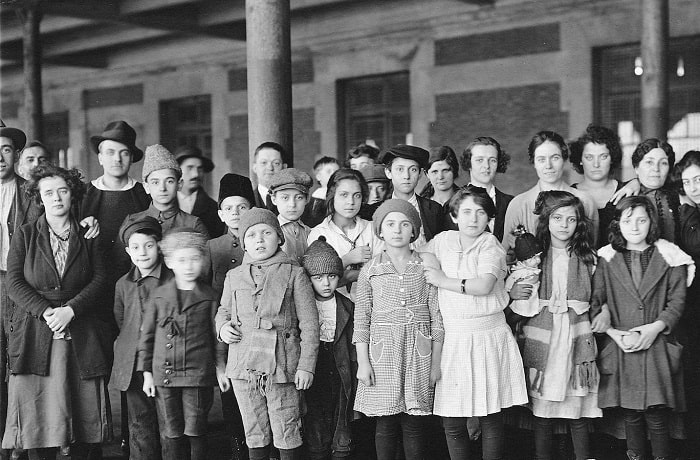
[666,340,684,374]
[370,339,384,363]
[7,311,27,360]
[415,330,432,358]
[597,340,618,375]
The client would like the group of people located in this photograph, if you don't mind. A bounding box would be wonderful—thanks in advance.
[0,118,698,460]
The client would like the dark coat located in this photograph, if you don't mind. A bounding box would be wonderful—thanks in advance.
[678,204,700,401]
[6,216,110,378]
[126,204,210,239]
[591,243,688,411]
[416,194,443,242]
[204,232,245,299]
[190,188,224,238]
[6,176,41,240]
[111,263,173,391]
[137,279,219,387]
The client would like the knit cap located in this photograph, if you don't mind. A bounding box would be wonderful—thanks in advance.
[118,215,162,245]
[513,225,543,261]
[302,236,344,277]
[159,227,207,258]
[238,208,285,249]
[372,199,422,243]
[142,144,181,182]
[268,168,313,194]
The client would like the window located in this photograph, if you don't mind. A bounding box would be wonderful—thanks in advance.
[159,95,212,157]
[338,72,410,154]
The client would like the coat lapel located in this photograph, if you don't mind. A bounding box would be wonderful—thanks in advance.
[608,252,643,303]
[35,217,61,280]
[13,177,29,231]
[334,294,352,343]
[61,219,84,279]
[637,248,668,301]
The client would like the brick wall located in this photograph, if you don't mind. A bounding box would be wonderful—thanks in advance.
[430,82,569,196]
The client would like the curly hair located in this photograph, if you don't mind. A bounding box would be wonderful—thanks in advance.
[325,168,368,217]
[534,190,595,265]
[631,138,675,169]
[345,143,379,168]
[461,136,510,174]
[528,131,569,164]
[608,196,660,252]
[568,124,622,176]
[26,164,86,206]
[673,150,700,196]
[420,145,459,199]
[448,185,496,219]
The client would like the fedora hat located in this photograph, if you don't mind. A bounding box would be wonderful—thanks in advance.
[90,120,143,162]
[0,120,26,151]
[174,145,214,172]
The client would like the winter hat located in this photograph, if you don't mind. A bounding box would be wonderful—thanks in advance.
[372,199,422,243]
[218,173,255,207]
[118,215,162,245]
[302,236,344,277]
[268,168,313,194]
[238,207,285,249]
[513,225,543,261]
[142,144,181,182]
[159,227,207,258]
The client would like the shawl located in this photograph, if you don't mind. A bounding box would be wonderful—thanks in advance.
[522,248,598,394]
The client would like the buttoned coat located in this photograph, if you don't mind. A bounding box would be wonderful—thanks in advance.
[591,243,688,411]
[6,216,109,378]
[137,278,219,387]
[204,232,245,299]
[190,188,224,238]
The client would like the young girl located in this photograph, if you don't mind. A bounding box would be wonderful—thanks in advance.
[591,196,693,460]
[308,168,377,302]
[517,190,601,460]
[353,199,444,460]
[420,187,528,459]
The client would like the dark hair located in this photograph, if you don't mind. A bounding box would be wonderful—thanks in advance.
[254,141,287,164]
[325,168,368,217]
[420,146,459,199]
[631,138,675,169]
[133,228,162,242]
[461,136,510,174]
[448,185,496,219]
[534,190,595,265]
[26,164,86,206]
[313,156,339,171]
[568,124,622,176]
[345,143,379,167]
[528,131,569,164]
[608,196,660,251]
[21,140,52,158]
[673,150,700,196]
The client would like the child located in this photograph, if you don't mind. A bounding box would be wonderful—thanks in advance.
[353,199,444,460]
[359,164,391,206]
[420,187,528,459]
[591,196,694,460]
[506,225,543,317]
[308,168,377,302]
[268,168,313,263]
[125,144,209,238]
[205,173,256,459]
[302,237,357,460]
[112,216,171,460]
[215,208,319,460]
[346,143,379,170]
[516,191,601,460]
[138,228,225,460]
[306,157,341,227]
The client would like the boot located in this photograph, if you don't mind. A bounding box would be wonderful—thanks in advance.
[230,436,248,460]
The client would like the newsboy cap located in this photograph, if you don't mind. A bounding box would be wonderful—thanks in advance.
[118,215,162,245]
[268,168,313,194]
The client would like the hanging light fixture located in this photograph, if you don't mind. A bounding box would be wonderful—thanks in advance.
[677,56,685,77]
[634,56,643,76]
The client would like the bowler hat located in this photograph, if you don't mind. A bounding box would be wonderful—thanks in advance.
[378,144,429,170]
[0,120,26,151]
[90,120,144,162]
[174,145,214,173]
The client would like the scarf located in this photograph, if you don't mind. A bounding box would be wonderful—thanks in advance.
[522,248,598,393]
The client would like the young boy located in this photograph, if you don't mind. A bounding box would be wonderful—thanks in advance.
[345,143,379,170]
[125,144,209,238]
[306,157,340,227]
[216,208,319,460]
[268,168,313,263]
[301,238,356,460]
[112,216,171,460]
[138,228,226,460]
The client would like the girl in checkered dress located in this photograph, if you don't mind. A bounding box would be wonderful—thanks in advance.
[420,186,528,459]
[353,199,444,460]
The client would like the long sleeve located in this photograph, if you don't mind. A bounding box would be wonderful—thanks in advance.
[427,282,444,343]
[656,264,687,331]
[63,237,107,318]
[293,268,320,374]
[6,227,53,317]
[137,297,157,373]
[215,272,234,338]
[113,279,126,331]
[679,204,700,260]
[352,264,372,343]
[589,259,608,319]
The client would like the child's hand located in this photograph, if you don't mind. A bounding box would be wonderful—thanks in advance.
[44,306,75,333]
[219,320,243,344]
[343,245,371,266]
[628,321,665,352]
[430,362,441,386]
[357,362,375,387]
[591,305,611,333]
[216,366,231,392]
[142,371,156,397]
[606,328,634,352]
[294,370,314,390]
[509,282,533,300]
[423,266,446,288]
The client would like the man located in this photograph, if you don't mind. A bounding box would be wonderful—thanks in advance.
[251,141,287,208]
[16,140,50,180]
[175,145,224,237]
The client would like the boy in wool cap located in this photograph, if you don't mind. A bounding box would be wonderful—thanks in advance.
[215,208,319,460]
[268,168,314,263]
[124,144,209,238]
[302,237,357,460]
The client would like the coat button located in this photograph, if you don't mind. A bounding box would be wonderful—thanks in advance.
[164,361,171,366]
[285,333,290,338]
[231,259,236,264]
[166,334,173,339]
[9,326,12,333]
[165,369,172,375]
[163,379,170,385]
[232,243,238,248]
[166,343,173,349]
[638,305,644,310]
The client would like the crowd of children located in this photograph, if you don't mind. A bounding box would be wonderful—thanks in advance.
[5,117,700,460]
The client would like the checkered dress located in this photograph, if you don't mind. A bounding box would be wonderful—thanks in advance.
[352,251,444,417]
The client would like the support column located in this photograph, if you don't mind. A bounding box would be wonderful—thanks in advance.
[245,0,293,172]
[21,7,43,142]
[640,0,669,140]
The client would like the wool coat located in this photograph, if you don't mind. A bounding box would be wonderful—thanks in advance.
[591,242,692,411]
[204,232,245,299]
[416,194,444,242]
[190,188,225,238]
[6,215,110,379]
[6,176,41,242]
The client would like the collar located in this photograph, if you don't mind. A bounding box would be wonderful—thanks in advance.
[392,192,418,207]
[148,203,178,221]
[92,175,137,191]
[468,182,495,199]
[278,214,304,227]
[0,177,16,189]
[129,262,164,282]
[242,248,296,267]
[258,184,269,199]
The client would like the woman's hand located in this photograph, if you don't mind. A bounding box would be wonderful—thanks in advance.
[142,371,156,397]
[591,305,611,333]
[509,282,533,300]
[357,362,375,387]
[216,366,231,392]
[423,266,447,289]
[79,216,100,239]
[628,321,666,352]
[219,320,242,344]
[610,178,640,205]
[44,306,74,333]
[342,245,371,266]
[295,370,314,390]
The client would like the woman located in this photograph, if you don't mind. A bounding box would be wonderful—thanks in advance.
[570,124,624,248]
[419,146,460,206]
[5,164,110,460]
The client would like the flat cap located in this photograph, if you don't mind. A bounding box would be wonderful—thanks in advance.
[359,164,390,183]
[118,215,162,245]
[268,168,313,194]
[378,144,429,170]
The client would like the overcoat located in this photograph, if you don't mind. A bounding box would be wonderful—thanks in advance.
[190,188,225,238]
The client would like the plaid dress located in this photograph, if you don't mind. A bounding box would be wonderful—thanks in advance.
[353,251,444,417]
